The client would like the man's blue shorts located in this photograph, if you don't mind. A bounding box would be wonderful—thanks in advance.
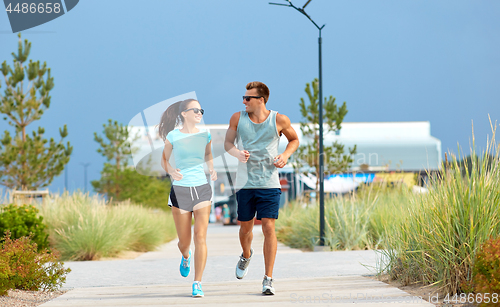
[236,188,281,221]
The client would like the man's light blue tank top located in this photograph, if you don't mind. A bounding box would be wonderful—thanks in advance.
[166,129,211,187]
[235,110,281,189]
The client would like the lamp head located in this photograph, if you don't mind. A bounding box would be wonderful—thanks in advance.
[302,0,312,9]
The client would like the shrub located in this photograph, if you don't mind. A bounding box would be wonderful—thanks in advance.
[0,232,70,296]
[0,204,49,251]
[471,236,500,306]
[40,192,176,260]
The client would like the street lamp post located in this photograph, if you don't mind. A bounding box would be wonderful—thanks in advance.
[80,163,90,193]
[269,0,326,246]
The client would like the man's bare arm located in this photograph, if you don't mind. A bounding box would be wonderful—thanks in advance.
[224,112,250,163]
[274,114,299,168]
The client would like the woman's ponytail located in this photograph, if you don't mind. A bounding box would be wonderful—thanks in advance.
[158,99,197,141]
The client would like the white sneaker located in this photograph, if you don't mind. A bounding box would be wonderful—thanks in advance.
[235,248,253,279]
[262,275,275,295]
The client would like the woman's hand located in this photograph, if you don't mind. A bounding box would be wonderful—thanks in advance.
[209,169,217,181]
[168,166,183,181]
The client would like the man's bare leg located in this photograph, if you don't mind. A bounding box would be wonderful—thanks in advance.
[261,218,277,278]
[239,219,254,258]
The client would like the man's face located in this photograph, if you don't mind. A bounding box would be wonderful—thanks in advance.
[243,88,263,113]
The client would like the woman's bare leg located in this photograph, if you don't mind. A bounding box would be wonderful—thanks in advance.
[192,201,211,281]
[172,206,193,258]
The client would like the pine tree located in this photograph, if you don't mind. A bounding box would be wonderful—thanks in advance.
[0,33,72,190]
[293,78,357,197]
[92,119,135,199]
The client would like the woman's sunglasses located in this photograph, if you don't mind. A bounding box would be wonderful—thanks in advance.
[183,108,204,115]
[243,96,262,102]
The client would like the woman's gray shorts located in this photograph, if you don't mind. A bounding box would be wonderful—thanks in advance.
[169,183,212,212]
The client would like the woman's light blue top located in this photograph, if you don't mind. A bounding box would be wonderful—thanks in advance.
[166,128,211,187]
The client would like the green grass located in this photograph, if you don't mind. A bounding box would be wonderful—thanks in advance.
[39,192,176,260]
[381,140,500,294]
[276,183,411,251]
[275,201,323,250]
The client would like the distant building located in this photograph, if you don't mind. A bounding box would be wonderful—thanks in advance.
[332,121,441,172]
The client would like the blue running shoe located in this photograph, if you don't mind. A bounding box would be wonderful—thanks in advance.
[192,282,204,297]
[179,250,191,277]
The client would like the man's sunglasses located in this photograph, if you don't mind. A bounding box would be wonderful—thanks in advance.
[243,96,263,102]
[183,108,204,115]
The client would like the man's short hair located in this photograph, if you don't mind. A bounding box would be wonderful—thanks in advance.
[246,81,270,103]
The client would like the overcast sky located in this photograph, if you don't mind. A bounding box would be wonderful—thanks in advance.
[1,0,499,193]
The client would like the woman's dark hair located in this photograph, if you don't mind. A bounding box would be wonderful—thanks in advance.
[158,99,198,141]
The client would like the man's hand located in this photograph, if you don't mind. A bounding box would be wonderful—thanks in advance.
[209,169,217,181]
[273,154,288,168]
[168,166,183,181]
[238,150,250,163]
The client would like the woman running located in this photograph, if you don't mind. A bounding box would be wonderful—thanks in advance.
[159,99,217,298]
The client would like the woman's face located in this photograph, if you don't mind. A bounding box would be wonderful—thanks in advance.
[181,100,203,124]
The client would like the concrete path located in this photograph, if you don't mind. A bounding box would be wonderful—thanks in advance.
[41,224,434,306]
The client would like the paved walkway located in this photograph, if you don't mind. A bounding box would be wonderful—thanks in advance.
[41,224,434,306]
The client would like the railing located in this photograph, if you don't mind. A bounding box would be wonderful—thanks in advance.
[11,190,49,204]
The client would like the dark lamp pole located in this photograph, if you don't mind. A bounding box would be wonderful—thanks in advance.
[269,0,326,246]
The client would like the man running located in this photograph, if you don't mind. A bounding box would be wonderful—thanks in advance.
[224,81,299,295]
